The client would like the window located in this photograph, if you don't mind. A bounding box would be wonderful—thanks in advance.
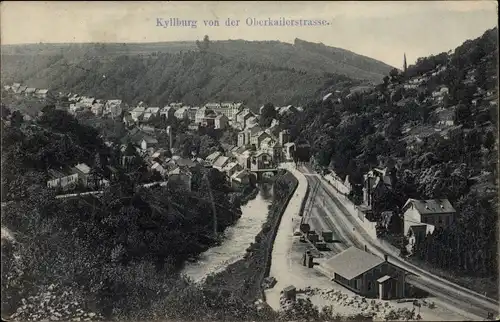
[368,281,372,291]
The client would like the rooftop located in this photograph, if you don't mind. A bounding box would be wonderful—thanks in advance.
[74,163,91,174]
[403,198,456,215]
[213,156,229,168]
[321,246,385,280]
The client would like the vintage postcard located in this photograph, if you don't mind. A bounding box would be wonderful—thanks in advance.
[1,1,499,321]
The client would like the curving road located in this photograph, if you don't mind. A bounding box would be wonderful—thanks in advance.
[300,165,499,320]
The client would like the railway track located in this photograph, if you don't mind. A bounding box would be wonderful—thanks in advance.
[300,164,499,319]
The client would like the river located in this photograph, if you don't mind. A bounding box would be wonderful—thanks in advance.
[181,183,273,283]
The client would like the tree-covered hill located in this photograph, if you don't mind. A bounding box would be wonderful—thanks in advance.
[1,37,393,83]
[0,38,394,109]
[1,50,356,109]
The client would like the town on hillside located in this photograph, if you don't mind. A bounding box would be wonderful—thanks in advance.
[1,4,498,322]
[2,83,304,195]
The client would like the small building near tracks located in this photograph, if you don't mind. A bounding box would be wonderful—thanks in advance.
[321,246,406,300]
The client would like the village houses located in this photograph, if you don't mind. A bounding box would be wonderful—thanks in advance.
[174,106,189,120]
[104,99,126,118]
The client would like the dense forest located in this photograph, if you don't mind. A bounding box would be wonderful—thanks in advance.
[0,37,397,111]
[277,27,498,293]
[1,37,393,84]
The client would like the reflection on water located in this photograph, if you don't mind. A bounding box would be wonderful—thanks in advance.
[181,183,273,283]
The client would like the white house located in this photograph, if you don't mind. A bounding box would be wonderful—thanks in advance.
[283,142,295,161]
[151,162,167,176]
[212,156,230,171]
[141,136,159,151]
[250,131,271,148]
[222,162,242,178]
[174,107,189,120]
[160,106,176,120]
[34,89,50,99]
[104,100,126,118]
[206,151,222,164]
[195,107,216,125]
[402,198,456,240]
[91,103,104,116]
[168,167,193,191]
[215,114,229,129]
[145,107,160,117]
[230,170,251,187]
[130,106,146,121]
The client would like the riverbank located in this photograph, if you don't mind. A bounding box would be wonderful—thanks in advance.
[203,170,298,302]
[239,185,259,206]
[181,183,271,283]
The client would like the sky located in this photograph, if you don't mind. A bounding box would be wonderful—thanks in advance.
[1,1,498,67]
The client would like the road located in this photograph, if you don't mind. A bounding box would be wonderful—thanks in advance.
[265,163,347,311]
[300,165,499,320]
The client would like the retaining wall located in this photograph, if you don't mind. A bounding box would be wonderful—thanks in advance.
[323,173,378,240]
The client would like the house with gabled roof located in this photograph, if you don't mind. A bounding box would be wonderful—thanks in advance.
[160,106,176,120]
[206,151,222,164]
[230,169,251,187]
[212,156,230,171]
[140,136,159,151]
[406,224,435,254]
[104,99,126,118]
[174,107,189,120]
[130,106,146,121]
[151,162,167,176]
[250,131,271,148]
[34,89,51,99]
[15,85,27,95]
[235,108,254,130]
[222,162,242,178]
[24,87,37,96]
[215,114,229,129]
[145,107,160,116]
[362,167,397,208]
[402,198,456,238]
[244,116,259,130]
[167,166,193,191]
[320,246,406,299]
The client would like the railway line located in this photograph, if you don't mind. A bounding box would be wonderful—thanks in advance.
[300,164,499,319]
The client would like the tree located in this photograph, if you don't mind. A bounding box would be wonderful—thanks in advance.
[196,35,211,53]
[10,111,24,127]
[483,131,495,151]
[384,117,402,139]
[389,68,400,83]
[454,101,472,127]
[259,103,277,128]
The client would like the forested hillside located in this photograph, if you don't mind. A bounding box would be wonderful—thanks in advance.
[0,37,394,108]
[0,106,256,319]
[1,37,393,83]
[278,27,498,295]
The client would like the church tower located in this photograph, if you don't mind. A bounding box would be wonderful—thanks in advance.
[403,53,408,75]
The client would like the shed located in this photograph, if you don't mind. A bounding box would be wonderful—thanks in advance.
[282,285,297,301]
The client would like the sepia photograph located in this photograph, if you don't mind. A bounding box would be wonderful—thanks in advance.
[1,1,499,321]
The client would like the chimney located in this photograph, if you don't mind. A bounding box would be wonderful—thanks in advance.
[364,245,368,252]
[384,254,388,262]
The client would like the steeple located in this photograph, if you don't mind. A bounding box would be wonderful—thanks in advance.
[403,53,408,74]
